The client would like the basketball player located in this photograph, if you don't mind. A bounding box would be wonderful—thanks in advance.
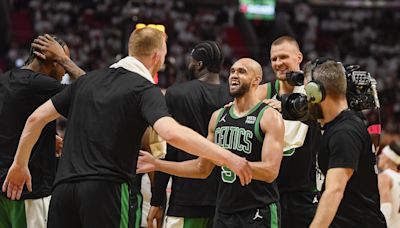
[378,141,400,228]
[138,58,285,228]
[0,34,84,228]
[148,40,231,228]
[256,36,320,228]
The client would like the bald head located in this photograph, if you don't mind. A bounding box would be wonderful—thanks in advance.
[233,58,263,80]
[128,27,166,57]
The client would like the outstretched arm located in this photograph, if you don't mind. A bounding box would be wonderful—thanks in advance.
[138,109,224,178]
[152,108,251,185]
[2,100,61,200]
[137,151,214,179]
[249,107,284,182]
[32,34,86,79]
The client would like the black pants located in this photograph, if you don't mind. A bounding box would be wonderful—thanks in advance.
[280,191,319,228]
[47,180,134,228]
[214,202,280,228]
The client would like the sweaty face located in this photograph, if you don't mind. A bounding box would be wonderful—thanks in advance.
[270,42,302,81]
[228,61,252,98]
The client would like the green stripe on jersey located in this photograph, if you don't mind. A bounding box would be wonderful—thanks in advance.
[283,148,295,156]
[269,203,278,228]
[266,82,272,99]
[214,108,225,131]
[120,183,129,228]
[135,193,143,228]
[229,101,263,119]
[254,106,270,142]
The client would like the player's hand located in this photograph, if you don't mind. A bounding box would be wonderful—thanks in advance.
[55,135,63,157]
[147,206,164,228]
[226,154,252,186]
[263,99,281,112]
[137,150,157,173]
[2,162,32,200]
[32,34,68,63]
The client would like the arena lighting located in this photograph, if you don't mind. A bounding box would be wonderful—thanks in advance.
[135,23,165,33]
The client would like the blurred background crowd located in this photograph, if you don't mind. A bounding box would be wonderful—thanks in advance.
[1,0,399,139]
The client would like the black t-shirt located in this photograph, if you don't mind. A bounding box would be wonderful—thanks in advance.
[51,67,170,187]
[0,69,64,199]
[151,80,232,217]
[276,121,320,192]
[318,110,386,227]
[215,103,279,213]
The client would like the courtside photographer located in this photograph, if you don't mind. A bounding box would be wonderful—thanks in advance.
[280,58,386,227]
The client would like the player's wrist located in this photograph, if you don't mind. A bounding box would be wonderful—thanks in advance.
[55,55,70,65]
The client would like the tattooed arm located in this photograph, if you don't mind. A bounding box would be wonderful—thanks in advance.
[32,34,86,79]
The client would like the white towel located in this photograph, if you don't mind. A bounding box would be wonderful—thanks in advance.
[278,86,309,152]
[110,56,155,84]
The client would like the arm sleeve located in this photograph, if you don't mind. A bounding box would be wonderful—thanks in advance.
[139,86,170,126]
[328,130,361,171]
[51,80,77,118]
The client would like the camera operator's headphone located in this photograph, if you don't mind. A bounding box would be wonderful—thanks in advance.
[305,58,330,104]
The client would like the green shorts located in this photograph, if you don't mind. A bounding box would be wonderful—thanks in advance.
[0,194,51,228]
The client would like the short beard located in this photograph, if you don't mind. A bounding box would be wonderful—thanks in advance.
[308,103,324,120]
[229,83,250,98]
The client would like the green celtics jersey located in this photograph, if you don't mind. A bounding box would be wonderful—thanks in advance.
[214,102,279,213]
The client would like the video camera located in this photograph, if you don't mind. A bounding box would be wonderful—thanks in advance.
[281,64,380,120]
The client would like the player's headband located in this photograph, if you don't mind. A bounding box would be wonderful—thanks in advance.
[382,145,400,165]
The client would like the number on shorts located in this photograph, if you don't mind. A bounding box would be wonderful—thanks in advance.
[221,166,236,183]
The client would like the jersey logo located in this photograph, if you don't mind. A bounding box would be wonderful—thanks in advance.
[219,114,227,123]
[253,209,263,220]
[245,116,256,124]
[312,195,319,204]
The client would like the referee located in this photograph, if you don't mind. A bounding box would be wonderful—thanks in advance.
[2,27,252,228]
[148,41,231,228]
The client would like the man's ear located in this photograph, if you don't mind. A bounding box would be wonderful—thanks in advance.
[151,52,160,65]
[297,52,303,64]
[253,75,262,86]
[198,61,204,70]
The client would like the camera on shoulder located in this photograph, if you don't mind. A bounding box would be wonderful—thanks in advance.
[281,64,380,121]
